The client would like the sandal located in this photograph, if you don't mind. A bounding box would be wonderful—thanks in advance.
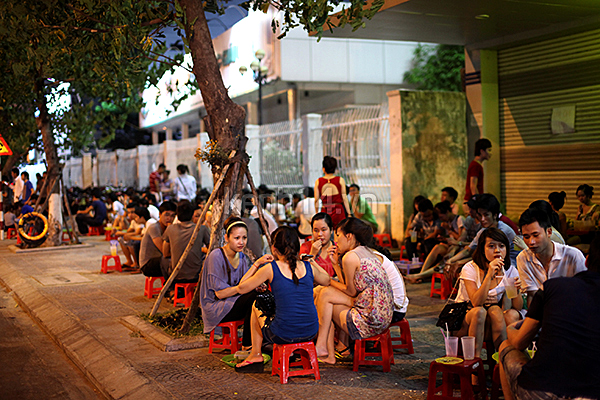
[235,358,264,373]
[334,347,352,360]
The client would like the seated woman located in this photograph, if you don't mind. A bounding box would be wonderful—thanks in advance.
[314,218,394,364]
[548,191,567,238]
[215,226,331,372]
[404,198,443,261]
[454,228,522,359]
[299,212,337,277]
[199,217,273,352]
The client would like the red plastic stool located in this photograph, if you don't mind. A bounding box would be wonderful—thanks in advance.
[427,357,487,400]
[101,255,122,273]
[62,230,70,242]
[272,341,320,384]
[373,233,392,248]
[88,226,104,236]
[105,229,117,241]
[173,282,197,308]
[491,364,501,400]
[7,228,17,239]
[431,273,452,300]
[353,329,395,372]
[144,276,165,299]
[209,320,244,354]
[390,318,414,354]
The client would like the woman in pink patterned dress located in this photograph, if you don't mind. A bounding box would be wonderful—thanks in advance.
[314,217,394,364]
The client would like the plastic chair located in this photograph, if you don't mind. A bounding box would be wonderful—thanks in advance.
[389,318,414,354]
[353,329,395,372]
[431,273,452,300]
[427,357,487,400]
[271,341,320,384]
[101,255,122,273]
[88,226,104,236]
[7,227,17,239]
[209,320,244,354]
[144,276,165,299]
[173,282,197,308]
[373,233,392,248]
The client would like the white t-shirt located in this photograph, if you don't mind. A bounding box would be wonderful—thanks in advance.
[456,261,519,305]
[13,176,24,202]
[375,251,409,313]
[148,204,160,221]
[174,174,197,201]
[267,202,285,222]
[295,198,316,236]
[112,200,125,216]
[517,242,587,293]
[250,207,278,234]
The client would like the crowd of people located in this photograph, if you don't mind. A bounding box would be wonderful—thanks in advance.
[3,146,599,398]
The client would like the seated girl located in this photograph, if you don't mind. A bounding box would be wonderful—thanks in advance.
[199,217,273,352]
[216,226,331,372]
[314,218,394,363]
[299,212,337,277]
[453,227,522,359]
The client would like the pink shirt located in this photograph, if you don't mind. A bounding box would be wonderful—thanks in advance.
[300,240,335,277]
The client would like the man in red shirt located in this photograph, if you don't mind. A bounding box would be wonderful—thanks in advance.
[463,138,492,214]
[149,164,166,202]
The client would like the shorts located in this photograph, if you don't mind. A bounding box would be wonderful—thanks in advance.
[345,311,363,341]
[261,325,317,345]
[500,346,593,400]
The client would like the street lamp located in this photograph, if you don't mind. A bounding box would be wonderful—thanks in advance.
[239,49,268,125]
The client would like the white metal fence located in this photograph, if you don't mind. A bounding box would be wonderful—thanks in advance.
[319,104,391,203]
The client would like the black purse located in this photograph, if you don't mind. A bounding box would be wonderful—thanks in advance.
[255,286,276,319]
[436,301,469,332]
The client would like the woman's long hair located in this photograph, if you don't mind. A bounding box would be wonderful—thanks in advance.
[472,227,511,271]
[272,226,301,285]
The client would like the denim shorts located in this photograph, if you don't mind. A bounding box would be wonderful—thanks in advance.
[261,325,317,345]
[346,311,363,341]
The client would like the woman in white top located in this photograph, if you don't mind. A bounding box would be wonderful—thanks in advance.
[174,164,197,201]
[454,227,522,359]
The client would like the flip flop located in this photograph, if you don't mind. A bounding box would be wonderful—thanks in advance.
[334,347,352,360]
[235,358,264,373]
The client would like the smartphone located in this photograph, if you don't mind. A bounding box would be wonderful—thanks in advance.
[301,254,314,261]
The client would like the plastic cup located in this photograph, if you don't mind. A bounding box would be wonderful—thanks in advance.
[110,245,117,256]
[505,277,518,299]
[410,230,417,243]
[445,336,458,357]
[461,336,475,360]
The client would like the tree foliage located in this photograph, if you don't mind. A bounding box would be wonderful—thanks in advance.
[404,44,465,92]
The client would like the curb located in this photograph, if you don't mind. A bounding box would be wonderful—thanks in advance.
[120,315,207,352]
[0,262,174,400]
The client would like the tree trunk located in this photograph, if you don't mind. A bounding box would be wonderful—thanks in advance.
[35,77,62,246]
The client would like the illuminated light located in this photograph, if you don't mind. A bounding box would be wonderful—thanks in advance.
[239,65,247,74]
[475,14,490,19]
[255,49,265,60]
[250,60,260,72]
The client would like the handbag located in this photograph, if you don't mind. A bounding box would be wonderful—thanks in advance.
[436,301,469,332]
[254,286,276,319]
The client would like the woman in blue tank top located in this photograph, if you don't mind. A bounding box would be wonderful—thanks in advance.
[217,226,331,373]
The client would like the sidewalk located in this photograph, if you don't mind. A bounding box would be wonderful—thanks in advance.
[0,236,447,400]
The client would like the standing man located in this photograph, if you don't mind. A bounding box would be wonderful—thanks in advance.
[464,138,492,213]
[517,207,586,307]
[21,172,34,204]
[348,184,378,233]
[149,163,166,203]
[11,168,23,204]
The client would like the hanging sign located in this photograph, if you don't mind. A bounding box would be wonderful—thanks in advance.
[0,135,13,156]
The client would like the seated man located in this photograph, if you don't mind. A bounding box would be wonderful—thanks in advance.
[441,186,459,216]
[75,189,107,235]
[162,200,210,284]
[122,207,156,273]
[140,201,176,278]
[499,234,600,400]
[404,198,442,260]
[349,183,379,233]
[517,207,586,307]
[116,202,142,268]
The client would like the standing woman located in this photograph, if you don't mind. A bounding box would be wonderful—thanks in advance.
[216,226,331,372]
[299,212,337,277]
[314,156,352,228]
[314,218,394,363]
[200,217,273,351]
[453,228,521,359]
[174,164,197,202]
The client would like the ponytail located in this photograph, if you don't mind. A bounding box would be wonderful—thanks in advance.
[272,226,301,285]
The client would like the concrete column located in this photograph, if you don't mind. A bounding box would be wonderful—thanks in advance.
[246,125,261,187]
[246,102,257,125]
[152,131,159,145]
[301,114,323,188]
[480,50,501,199]
[387,90,405,242]
[182,123,190,139]
[164,140,177,177]
[198,132,213,189]
[82,153,93,188]
[92,156,98,187]
[137,145,150,190]
[287,88,297,121]
[165,128,173,141]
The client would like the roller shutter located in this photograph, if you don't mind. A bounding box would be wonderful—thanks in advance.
[498,28,600,221]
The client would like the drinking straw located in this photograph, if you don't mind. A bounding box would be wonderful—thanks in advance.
[440,328,446,341]
[445,323,449,339]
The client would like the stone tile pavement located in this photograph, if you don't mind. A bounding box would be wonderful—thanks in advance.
[0,236,448,399]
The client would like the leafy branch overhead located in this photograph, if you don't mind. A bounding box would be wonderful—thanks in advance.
[404,44,465,92]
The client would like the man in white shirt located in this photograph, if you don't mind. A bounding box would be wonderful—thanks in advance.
[173,164,197,201]
[517,207,586,307]
[11,168,23,203]
[295,187,316,238]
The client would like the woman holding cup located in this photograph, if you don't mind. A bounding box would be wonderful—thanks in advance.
[453,227,522,360]
[299,213,337,277]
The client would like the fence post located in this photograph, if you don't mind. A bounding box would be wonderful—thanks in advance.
[137,145,149,191]
[82,153,93,188]
[301,114,323,188]
[387,90,405,242]
[164,139,177,178]
[246,125,261,187]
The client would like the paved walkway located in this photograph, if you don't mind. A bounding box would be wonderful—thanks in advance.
[0,236,448,400]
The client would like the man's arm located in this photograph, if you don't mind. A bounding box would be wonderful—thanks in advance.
[163,241,171,258]
[469,176,479,196]
[507,318,541,351]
